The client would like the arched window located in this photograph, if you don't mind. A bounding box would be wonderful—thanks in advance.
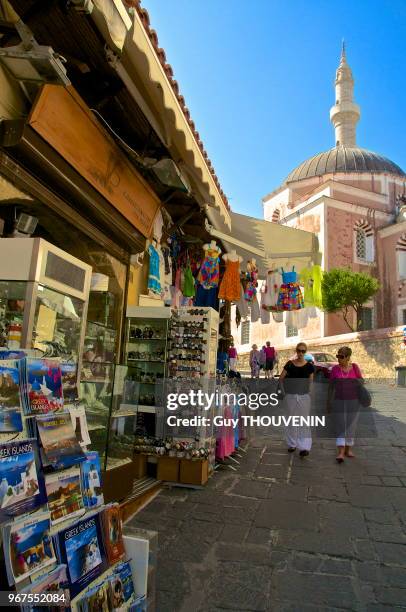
[272,208,281,223]
[354,219,374,263]
[396,233,406,279]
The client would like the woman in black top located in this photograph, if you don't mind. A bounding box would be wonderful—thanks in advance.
[279,342,314,457]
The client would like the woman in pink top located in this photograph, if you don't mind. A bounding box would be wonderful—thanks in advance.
[228,342,238,372]
[327,346,363,463]
[263,341,276,379]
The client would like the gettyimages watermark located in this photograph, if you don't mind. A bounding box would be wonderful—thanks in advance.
[151,377,383,439]
[165,389,325,428]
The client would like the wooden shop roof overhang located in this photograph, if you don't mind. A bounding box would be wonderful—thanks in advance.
[0,0,230,248]
[205,207,321,278]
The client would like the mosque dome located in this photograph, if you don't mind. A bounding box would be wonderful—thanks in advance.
[284,145,406,184]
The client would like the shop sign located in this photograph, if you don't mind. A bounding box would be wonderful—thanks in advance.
[29,84,160,237]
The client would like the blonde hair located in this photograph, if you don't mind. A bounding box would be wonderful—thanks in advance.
[296,342,307,351]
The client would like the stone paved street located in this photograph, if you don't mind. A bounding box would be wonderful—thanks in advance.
[127,384,406,611]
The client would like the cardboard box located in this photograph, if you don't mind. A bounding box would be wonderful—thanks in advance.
[157,456,179,482]
[180,459,209,486]
[133,453,147,479]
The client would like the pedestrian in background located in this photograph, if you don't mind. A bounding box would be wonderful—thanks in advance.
[327,346,363,463]
[263,341,276,378]
[259,345,267,375]
[279,341,314,457]
[228,341,238,372]
[249,344,261,378]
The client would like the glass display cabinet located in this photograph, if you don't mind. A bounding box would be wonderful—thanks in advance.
[124,306,171,436]
[83,290,118,365]
[0,238,92,369]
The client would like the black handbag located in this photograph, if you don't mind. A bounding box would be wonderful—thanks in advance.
[358,382,372,408]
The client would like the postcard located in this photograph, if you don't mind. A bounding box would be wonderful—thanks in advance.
[87,580,110,612]
[102,503,124,565]
[69,405,91,447]
[27,358,64,415]
[3,512,55,585]
[55,512,107,598]
[110,562,135,610]
[60,361,79,405]
[80,452,104,508]
[45,468,84,525]
[37,412,85,469]
[0,360,24,432]
[20,564,70,611]
[0,439,47,523]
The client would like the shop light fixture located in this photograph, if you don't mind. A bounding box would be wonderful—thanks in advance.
[149,158,191,194]
[12,212,38,237]
[0,13,70,89]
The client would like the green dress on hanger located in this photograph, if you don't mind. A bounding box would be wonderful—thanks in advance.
[183,264,196,297]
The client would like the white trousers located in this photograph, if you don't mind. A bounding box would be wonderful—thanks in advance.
[333,399,359,447]
[229,357,237,371]
[284,393,312,451]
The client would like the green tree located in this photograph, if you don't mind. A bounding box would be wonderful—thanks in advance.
[321,268,380,332]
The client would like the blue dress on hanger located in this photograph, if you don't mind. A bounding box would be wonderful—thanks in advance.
[148,243,161,294]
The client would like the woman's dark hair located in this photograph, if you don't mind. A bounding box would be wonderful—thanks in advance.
[339,346,352,358]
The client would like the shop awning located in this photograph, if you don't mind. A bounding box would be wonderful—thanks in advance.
[205,207,320,277]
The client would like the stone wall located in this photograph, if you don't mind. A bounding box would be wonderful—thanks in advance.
[238,326,406,378]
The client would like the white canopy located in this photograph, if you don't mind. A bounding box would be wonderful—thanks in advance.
[205,208,320,278]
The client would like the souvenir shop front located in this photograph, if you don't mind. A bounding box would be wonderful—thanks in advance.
[121,207,320,480]
[0,162,320,612]
[0,90,231,611]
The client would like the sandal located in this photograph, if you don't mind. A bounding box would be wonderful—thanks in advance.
[336,456,345,464]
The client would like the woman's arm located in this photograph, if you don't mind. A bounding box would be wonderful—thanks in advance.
[278,368,288,395]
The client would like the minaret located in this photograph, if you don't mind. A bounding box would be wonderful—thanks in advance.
[329,42,360,147]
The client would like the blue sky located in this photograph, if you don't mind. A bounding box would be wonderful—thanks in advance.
[142,0,406,218]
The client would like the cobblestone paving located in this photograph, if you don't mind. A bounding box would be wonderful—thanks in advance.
[127,384,406,611]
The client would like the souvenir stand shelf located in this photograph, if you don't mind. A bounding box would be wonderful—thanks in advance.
[0,237,92,373]
[0,349,154,611]
[158,307,219,486]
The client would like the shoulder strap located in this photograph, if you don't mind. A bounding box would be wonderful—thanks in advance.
[292,265,295,272]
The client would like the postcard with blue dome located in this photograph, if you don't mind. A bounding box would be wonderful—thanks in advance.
[0,440,47,523]
[27,358,64,415]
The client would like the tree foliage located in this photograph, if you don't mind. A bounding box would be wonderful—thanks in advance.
[321,268,380,332]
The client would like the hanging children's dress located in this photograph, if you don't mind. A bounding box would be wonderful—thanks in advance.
[242,262,260,322]
[147,242,161,294]
[260,283,270,324]
[182,263,196,298]
[195,245,220,307]
[277,266,304,311]
[218,259,241,302]
[263,269,282,310]
[236,282,249,318]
